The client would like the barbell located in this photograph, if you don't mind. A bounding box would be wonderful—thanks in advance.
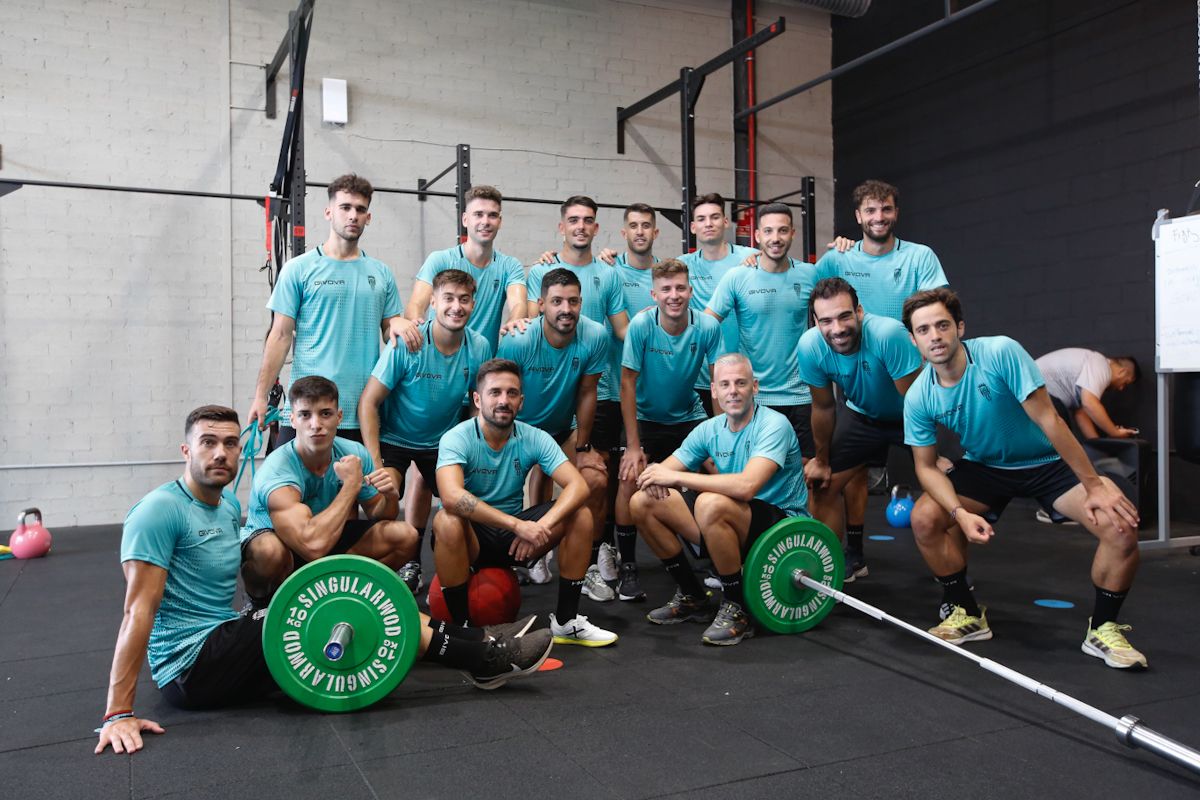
[742,517,1200,777]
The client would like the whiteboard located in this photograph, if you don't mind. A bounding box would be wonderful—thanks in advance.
[1155,213,1200,372]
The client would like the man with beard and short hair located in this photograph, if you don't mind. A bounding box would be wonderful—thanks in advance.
[902,288,1145,669]
[433,359,618,646]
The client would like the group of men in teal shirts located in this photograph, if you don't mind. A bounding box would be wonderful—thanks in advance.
[97,174,1149,755]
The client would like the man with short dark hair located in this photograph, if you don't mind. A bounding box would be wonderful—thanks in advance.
[705,203,817,457]
[679,193,756,415]
[96,404,552,756]
[797,278,923,574]
[359,269,493,591]
[1035,348,1140,439]
[248,174,409,445]
[617,259,723,601]
[901,288,1145,668]
[630,354,808,646]
[433,359,618,647]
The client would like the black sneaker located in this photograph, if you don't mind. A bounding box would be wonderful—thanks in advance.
[617,563,646,602]
[701,601,755,646]
[464,629,553,690]
[483,614,537,643]
[647,589,714,625]
[397,560,423,594]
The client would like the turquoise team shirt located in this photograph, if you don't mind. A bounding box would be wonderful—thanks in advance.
[370,321,493,450]
[415,245,525,347]
[527,258,626,402]
[437,418,569,515]
[707,259,817,406]
[815,239,947,321]
[608,254,657,399]
[242,438,380,535]
[680,244,757,388]
[622,308,722,424]
[121,481,242,686]
[497,315,609,435]
[673,404,809,516]
[904,336,1059,469]
[796,313,922,422]
[269,247,401,428]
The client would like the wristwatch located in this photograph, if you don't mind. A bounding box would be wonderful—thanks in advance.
[576,442,593,453]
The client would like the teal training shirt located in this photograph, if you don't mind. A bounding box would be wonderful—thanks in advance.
[120,481,242,686]
[679,244,757,388]
[673,404,809,516]
[268,246,402,428]
[814,239,947,321]
[436,418,568,516]
[796,313,922,422]
[496,315,609,436]
[370,321,493,449]
[622,308,722,424]
[607,254,657,399]
[242,438,380,535]
[706,258,817,406]
[527,257,626,402]
[414,245,525,347]
[904,336,1060,468]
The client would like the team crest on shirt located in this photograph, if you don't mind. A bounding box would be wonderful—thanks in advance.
[571,357,579,371]
[512,457,523,475]
[893,268,902,283]
[793,283,804,298]
[493,278,500,291]
[978,383,992,401]
[861,360,872,373]
[463,367,469,382]
[689,342,697,355]
[593,276,601,289]
[367,275,376,290]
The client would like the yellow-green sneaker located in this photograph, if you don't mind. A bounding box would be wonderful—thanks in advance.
[1082,619,1148,669]
[928,605,992,644]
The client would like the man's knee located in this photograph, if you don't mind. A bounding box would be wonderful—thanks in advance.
[379,520,418,555]
[910,496,948,543]
[243,532,292,578]
[432,509,468,550]
[629,489,653,522]
[693,491,738,527]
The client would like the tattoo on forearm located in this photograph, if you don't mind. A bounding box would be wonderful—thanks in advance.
[453,493,478,516]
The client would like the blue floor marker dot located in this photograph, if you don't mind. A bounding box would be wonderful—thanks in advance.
[868,534,895,541]
[1034,599,1075,609]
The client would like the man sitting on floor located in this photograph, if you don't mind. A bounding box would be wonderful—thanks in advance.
[629,353,809,646]
[96,405,552,755]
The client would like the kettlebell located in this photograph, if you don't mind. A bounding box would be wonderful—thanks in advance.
[886,486,914,529]
[10,508,52,559]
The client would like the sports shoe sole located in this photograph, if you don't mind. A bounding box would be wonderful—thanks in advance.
[1081,640,1147,669]
[618,590,646,602]
[582,586,616,602]
[646,609,711,625]
[930,627,993,645]
[551,632,618,647]
[462,641,554,690]
[843,564,869,584]
[701,627,755,646]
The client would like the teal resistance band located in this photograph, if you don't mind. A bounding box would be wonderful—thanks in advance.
[234,407,282,493]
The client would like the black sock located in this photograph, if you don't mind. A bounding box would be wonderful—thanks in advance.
[846,525,864,555]
[603,519,616,546]
[1092,586,1128,627]
[936,569,980,616]
[421,629,491,672]
[590,541,601,566]
[616,524,638,564]
[426,616,485,641]
[662,551,704,598]
[442,581,472,627]
[556,576,585,622]
[719,571,744,608]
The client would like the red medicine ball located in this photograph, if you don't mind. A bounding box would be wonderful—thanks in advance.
[427,566,522,626]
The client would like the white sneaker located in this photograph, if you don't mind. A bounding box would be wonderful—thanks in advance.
[528,551,554,584]
[582,564,616,602]
[550,613,618,647]
[597,542,619,583]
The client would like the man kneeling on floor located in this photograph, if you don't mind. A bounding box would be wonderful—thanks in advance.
[629,353,809,645]
[433,358,618,646]
[97,404,551,755]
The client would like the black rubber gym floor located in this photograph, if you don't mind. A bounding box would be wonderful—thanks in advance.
[3,497,1198,799]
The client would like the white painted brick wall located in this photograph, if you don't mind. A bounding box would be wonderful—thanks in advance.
[1,0,833,526]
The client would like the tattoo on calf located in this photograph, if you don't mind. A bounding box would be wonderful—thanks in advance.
[453,493,479,516]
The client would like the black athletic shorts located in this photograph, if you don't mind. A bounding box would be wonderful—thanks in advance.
[159,613,276,710]
[242,519,375,567]
[468,501,556,568]
[638,418,702,464]
[829,408,907,474]
[275,426,362,447]
[588,400,624,453]
[949,458,1079,519]
[695,388,715,418]
[680,489,793,558]
[764,403,815,459]
[380,442,440,497]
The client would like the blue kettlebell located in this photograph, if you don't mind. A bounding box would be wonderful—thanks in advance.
[886,485,914,528]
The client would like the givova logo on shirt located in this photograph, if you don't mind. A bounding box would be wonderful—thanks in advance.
[312,279,346,287]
